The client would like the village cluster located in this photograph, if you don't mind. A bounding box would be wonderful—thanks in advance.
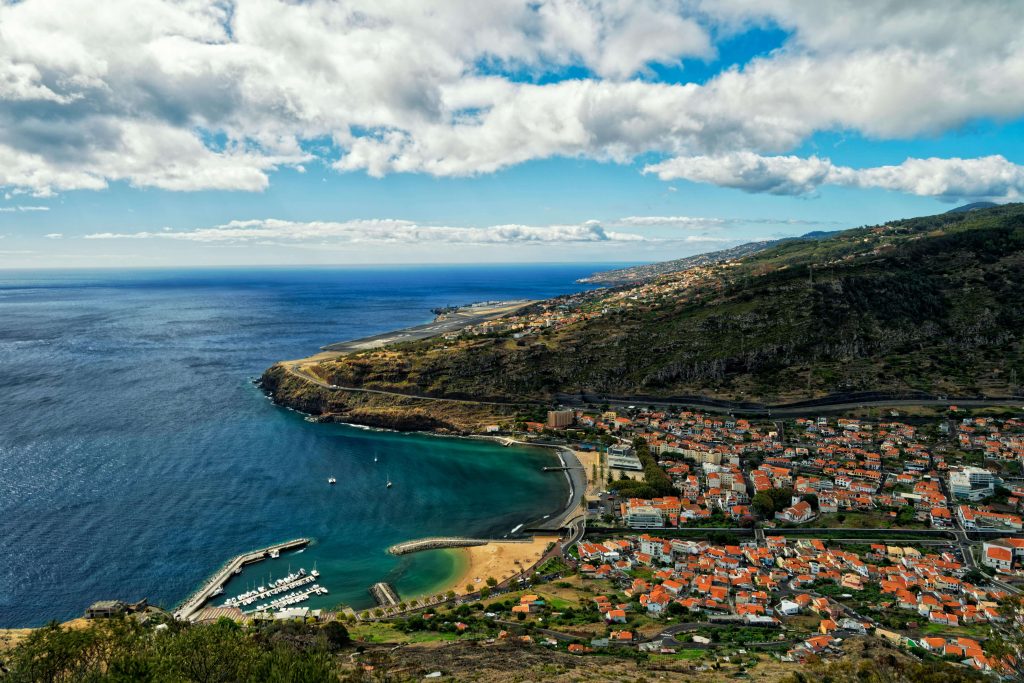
[574,534,1014,673]
[447,267,718,341]
[528,409,1024,545]
[519,408,1024,673]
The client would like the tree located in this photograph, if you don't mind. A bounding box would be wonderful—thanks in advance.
[896,505,916,525]
[800,493,819,512]
[322,621,350,650]
[485,577,497,587]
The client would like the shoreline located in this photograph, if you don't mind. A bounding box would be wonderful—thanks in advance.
[414,535,562,602]
[396,436,589,603]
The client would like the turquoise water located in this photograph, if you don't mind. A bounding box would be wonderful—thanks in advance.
[0,265,601,626]
[211,420,566,612]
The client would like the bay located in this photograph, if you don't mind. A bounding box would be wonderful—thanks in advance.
[0,264,604,626]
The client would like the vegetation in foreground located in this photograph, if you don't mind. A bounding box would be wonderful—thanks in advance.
[1,616,996,683]
[0,618,350,683]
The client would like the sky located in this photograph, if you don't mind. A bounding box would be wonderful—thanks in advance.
[2,0,1024,268]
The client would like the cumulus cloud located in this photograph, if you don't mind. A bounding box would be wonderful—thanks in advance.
[644,153,834,195]
[832,155,1024,200]
[84,218,646,244]
[645,152,1024,200]
[1,1,1023,194]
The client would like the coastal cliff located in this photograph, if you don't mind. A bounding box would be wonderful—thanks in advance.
[260,364,518,433]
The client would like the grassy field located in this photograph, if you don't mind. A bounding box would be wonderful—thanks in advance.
[650,650,706,662]
[917,622,991,639]
[349,622,461,644]
[811,511,928,529]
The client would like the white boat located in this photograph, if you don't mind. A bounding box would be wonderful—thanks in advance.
[374,455,378,463]
[328,477,337,485]
[269,549,280,559]
[386,472,392,488]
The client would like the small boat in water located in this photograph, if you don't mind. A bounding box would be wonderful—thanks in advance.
[269,549,280,559]
[386,472,393,489]
[328,477,336,485]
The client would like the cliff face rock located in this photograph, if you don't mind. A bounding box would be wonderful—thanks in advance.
[260,364,517,433]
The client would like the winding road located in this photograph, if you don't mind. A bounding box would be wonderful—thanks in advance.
[279,359,1023,416]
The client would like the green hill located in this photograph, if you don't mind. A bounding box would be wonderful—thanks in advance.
[266,204,1024,415]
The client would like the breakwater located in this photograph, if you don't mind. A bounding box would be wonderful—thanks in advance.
[387,536,532,555]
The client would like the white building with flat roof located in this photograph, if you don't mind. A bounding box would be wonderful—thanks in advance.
[608,444,643,471]
[949,466,997,501]
[625,505,664,529]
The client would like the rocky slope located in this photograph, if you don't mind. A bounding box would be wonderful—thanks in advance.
[260,364,517,433]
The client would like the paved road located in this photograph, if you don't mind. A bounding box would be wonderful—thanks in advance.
[557,394,1024,417]
[280,364,1024,416]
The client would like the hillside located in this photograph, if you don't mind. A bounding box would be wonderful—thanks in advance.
[577,239,781,284]
[265,204,1024,424]
[579,229,839,285]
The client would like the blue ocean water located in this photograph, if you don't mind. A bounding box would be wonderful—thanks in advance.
[0,265,605,626]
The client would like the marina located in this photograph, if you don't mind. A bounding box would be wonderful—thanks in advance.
[173,538,310,621]
[223,567,320,608]
[245,583,329,614]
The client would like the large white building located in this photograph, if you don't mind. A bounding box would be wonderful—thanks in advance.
[608,444,643,471]
[625,505,664,529]
[949,466,997,501]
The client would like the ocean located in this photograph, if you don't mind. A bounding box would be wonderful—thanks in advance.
[0,264,606,626]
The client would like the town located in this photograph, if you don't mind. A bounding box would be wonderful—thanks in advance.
[504,405,1024,675]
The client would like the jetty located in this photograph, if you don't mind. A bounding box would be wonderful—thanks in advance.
[174,538,309,621]
[387,536,531,555]
[369,582,401,607]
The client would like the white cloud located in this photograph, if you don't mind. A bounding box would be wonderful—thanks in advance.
[645,152,1024,200]
[0,205,49,212]
[1,1,1023,195]
[831,155,1024,200]
[44,233,62,239]
[84,218,646,244]
[615,216,727,229]
[644,152,833,195]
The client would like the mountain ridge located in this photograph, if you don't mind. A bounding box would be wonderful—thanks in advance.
[265,203,1024,428]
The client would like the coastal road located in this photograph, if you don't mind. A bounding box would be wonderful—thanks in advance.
[280,363,1024,417]
[555,393,1024,417]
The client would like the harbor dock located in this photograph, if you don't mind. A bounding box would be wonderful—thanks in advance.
[173,538,310,621]
[369,582,401,607]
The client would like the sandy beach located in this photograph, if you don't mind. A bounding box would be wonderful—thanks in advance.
[573,449,604,498]
[446,535,561,596]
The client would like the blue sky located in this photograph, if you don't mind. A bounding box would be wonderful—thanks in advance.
[2,1,1023,268]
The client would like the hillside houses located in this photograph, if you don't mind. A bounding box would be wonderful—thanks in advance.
[575,532,1014,673]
